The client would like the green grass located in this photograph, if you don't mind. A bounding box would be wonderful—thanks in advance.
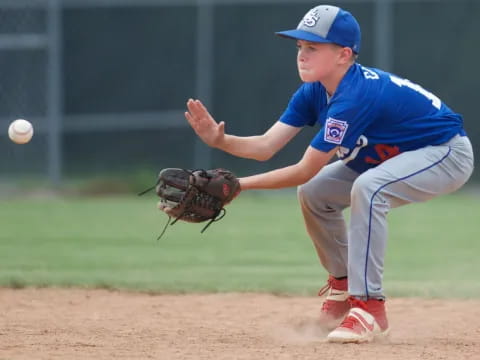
[0,191,478,298]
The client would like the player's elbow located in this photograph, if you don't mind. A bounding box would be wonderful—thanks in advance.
[254,137,280,161]
[253,148,275,161]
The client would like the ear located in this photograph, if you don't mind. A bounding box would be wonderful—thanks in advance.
[339,47,354,64]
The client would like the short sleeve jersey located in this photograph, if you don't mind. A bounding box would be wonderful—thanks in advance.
[279,63,465,173]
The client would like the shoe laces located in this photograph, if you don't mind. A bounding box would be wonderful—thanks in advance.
[318,276,348,297]
[348,296,368,311]
[319,277,342,313]
[338,314,359,330]
[318,278,333,297]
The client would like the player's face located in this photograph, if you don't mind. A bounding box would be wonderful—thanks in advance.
[296,41,345,82]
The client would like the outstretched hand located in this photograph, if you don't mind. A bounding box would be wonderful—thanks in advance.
[185,99,225,148]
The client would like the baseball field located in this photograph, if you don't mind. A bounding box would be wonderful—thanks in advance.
[1,190,479,359]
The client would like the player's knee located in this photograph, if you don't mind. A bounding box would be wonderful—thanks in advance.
[297,183,311,203]
[351,171,393,211]
[350,172,379,201]
[297,177,331,204]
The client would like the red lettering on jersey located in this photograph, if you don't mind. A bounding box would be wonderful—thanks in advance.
[365,144,400,165]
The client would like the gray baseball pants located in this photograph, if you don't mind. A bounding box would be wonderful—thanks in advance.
[297,134,474,298]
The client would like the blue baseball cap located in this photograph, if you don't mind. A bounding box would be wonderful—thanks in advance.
[276,5,361,54]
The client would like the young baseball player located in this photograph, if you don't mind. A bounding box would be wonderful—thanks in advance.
[182,4,474,343]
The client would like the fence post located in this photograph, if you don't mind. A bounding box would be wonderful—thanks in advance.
[193,0,214,169]
[46,0,63,186]
[374,0,394,71]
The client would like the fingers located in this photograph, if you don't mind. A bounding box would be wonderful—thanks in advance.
[184,111,194,126]
[158,203,178,219]
[157,202,170,212]
[185,98,217,131]
[157,201,175,214]
[185,99,201,127]
[185,98,224,147]
[186,99,210,119]
[196,99,208,113]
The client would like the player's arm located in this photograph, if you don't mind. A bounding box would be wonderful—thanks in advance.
[184,99,301,161]
[239,146,337,190]
[219,121,301,161]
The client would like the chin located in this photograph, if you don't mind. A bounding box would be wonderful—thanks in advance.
[299,72,317,83]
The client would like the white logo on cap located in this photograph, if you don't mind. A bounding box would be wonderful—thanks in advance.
[303,9,320,27]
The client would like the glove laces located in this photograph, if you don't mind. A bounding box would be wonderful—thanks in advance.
[155,202,226,240]
[139,169,228,240]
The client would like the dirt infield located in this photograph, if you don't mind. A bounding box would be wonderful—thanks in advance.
[1,288,479,360]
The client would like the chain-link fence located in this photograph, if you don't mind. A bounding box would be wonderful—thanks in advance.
[1,0,478,186]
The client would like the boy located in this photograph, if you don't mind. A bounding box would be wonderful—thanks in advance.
[180,5,474,343]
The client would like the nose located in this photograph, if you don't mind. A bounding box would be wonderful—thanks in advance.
[297,49,305,62]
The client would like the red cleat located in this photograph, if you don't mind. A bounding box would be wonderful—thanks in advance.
[317,275,350,330]
[327,297,390,343]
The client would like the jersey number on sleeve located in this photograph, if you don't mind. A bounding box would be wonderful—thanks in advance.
[390,76,441,110]
[362,66,380,80]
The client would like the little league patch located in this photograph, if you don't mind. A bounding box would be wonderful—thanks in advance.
[325,118,348,144]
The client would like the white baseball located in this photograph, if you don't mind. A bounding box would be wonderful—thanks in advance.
[8,119,34,144]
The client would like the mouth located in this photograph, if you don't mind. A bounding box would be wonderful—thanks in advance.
[299,68,311,73]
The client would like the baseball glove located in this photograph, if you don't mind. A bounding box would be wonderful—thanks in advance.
[140,168,240,238]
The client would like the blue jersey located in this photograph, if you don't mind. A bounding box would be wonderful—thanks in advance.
[279,63,466,173]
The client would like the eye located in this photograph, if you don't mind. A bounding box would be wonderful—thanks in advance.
[297,43,317,53]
